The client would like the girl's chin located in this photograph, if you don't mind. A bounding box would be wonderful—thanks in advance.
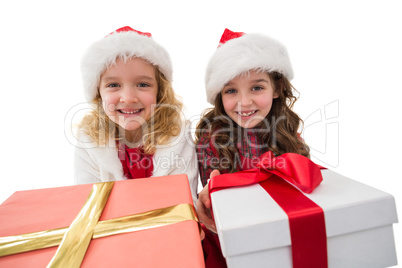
[117,117,147,130]
[238,123,258,129]
[234,119,262,129]
[116,120,144,131]
[120,123,143,132]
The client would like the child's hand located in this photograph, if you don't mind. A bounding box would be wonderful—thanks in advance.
[196,169,220,233]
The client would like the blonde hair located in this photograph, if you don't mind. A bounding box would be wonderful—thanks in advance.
[78,65,183,154]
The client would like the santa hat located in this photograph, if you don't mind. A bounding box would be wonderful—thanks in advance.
[205,28,294,104]
[81,26,172,101]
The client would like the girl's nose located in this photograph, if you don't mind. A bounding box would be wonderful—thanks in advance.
[239,92,252,106]
[120,87,138,103]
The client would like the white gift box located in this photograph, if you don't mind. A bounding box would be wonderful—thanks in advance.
[211,169,398,268]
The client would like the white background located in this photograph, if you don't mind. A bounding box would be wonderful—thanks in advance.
[0,0,400,265]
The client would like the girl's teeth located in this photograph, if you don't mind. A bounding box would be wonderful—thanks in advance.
[238,111,256,116]
[120,109,141,114]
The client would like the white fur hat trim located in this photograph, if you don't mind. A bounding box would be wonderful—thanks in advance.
[205,32,293,104]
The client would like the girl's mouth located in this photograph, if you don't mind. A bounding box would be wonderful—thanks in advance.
[237,110,257,117]
[118,109,143,115]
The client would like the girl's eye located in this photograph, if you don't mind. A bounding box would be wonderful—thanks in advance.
[138,83,149,88]
[107,83,119,88]
[224,88,237,94]
[252,86,263,91]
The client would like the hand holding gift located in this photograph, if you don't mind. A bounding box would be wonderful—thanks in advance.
[196,170,220,233]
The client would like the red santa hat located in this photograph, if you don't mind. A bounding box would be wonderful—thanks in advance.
[205,28,294,104]
[81,26,172,101]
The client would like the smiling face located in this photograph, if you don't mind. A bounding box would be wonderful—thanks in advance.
[221,70,278,129]
[99,57,158,142]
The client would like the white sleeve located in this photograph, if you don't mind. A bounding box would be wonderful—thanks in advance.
[74,145,102,184]
[152,122,199,206]
[177,128,199,206]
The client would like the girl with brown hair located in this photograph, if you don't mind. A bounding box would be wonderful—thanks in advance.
[196,28,309,267]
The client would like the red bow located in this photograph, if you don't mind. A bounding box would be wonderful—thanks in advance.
[209,151,323,194]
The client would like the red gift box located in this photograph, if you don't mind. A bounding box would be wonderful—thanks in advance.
[0,175,204,267]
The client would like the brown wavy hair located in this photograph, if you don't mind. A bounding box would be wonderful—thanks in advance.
[195,71,310,173]
[78,66,182,154]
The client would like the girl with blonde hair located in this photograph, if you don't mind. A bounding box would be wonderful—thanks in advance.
[74,26,198,204]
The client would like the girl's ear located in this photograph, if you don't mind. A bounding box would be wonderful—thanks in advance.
[268,72,280,99]
[273,90,280,99]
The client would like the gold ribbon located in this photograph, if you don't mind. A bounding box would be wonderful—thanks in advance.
[47,181,115,267]
[0,181,199,268]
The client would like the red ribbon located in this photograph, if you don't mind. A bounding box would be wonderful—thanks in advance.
[209,152,328,268]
